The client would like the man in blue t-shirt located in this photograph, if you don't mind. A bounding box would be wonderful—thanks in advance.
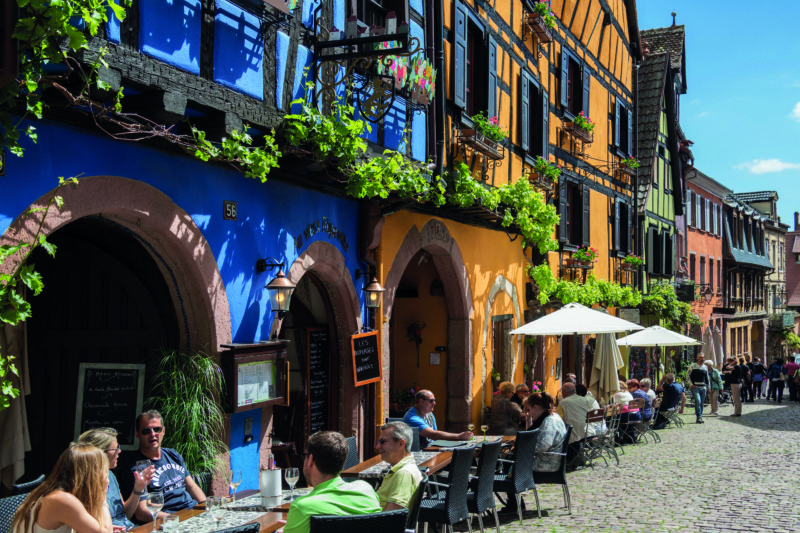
[653,373,686,430]
[402,390,473,449]
[119,410,207,522]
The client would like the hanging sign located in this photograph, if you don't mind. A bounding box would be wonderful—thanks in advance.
[351,331,382,386]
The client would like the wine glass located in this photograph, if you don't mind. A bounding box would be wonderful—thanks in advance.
[145,491,163,533]
[209,496,226,527]
[229,470,242,503]
[285,467,299,501]
[480,424,488,438]
[467,423,475,440]
[135,460,151,497]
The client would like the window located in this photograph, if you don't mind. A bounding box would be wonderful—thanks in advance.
[700,256,706,285]
[520,71,549,160]
[709,258,714,290]
[492,316,513,381]
[558,181,589,247]
[560,50,590,118]
[613,198,632,254]
[689,252,696,281]
[686,191,692,227]
[648,227,667,276]
[662,231,674,277]
[356,0,409,28]
[454,3,496,120]
[614,99,632,156]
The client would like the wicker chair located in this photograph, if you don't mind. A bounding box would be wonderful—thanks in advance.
[211,523,262,533]
[309,509,409,533]
[11,474,45,495]
[418,445,475,533]
[466,438,502,533]
[343,436,359,471]
[0,493,28,533]
[492,428,541,523]
[532,425,573,515]
[405,473,428,532]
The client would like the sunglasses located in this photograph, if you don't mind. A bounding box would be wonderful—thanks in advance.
[139,426,163,435]
[423,397,437,403]
[377,438,395,445]
[105,446,122,453]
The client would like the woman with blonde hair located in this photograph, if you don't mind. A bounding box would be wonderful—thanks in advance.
[11,443,114,533]
[489,381,523,435]
[79,428,154,530]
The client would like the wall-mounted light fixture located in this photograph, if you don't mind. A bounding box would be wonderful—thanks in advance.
[256,257,296,319]
[355,268,385,309]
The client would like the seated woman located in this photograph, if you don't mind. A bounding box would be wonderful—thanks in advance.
[79,428,154,530]
[524,392,567,472]
[628,379,652,421]
[12,444,114,533]
[489,381,523,435]
[613,380,641,444]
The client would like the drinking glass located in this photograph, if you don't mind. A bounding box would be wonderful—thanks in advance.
[285,468,299,501]
[480,424,488,438]
[145,491,163,533]
[467,423,475,440]
[162,515,179,533]
[135,460,151,497]
[229,470,242,503]
[209,496,226,527]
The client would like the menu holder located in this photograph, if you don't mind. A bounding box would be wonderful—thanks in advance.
[221,342,289,414]
[351,331,381,386]
[307,328,330,435]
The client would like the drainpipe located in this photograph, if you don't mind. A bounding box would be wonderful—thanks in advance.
[434,0,445,179]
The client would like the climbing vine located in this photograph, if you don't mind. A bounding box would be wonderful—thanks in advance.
[529,264,642,308]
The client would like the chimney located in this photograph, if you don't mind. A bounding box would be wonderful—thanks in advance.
[671,11,677,26]
[795,211,799,231]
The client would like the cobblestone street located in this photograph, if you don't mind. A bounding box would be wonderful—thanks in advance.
[481,398,800,533]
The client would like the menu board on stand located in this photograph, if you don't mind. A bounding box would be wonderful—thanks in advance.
[306,328,330,436]
[351,331,382,386]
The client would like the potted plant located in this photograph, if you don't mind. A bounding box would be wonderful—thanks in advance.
[571,245,599,266]
[461,111,508,151]
[621,253,644,271]
[394,383,418,409]
[528,155,561,191]
[491,368,501,382]
[564,111,595,143]
[146,349,227,494]
[618,155,640,176]
[525,1,556,42]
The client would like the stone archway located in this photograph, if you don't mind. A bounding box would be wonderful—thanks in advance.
[383,219,473,430]
[1,176,232,352]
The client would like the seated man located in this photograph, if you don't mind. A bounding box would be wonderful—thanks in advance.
[509,383,530,408]
[556,383,600,467]
[375,422,423,511]
[403,390,473,449]
[118,410,206,522]
[282,431,381,533]
[653,373,686,430]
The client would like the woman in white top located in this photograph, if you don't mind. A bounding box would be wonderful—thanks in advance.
[11,443,114,533]
[612,380,633,407]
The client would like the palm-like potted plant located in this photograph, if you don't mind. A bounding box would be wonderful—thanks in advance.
[528,156,561,191]
[525,1,556,42]
[564,111,595,143]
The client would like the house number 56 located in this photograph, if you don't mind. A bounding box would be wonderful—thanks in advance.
[223,200,237,221]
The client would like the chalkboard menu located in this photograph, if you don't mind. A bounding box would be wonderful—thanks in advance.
[307,328,330,435]
[74,363,146,450]
[351,331,382,386]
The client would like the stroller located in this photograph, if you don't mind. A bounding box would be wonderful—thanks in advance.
[717,385,733,406]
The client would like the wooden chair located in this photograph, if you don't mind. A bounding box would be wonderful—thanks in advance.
[582,408,609,467]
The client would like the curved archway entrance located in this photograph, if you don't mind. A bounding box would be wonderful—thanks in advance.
[383,220,473,430]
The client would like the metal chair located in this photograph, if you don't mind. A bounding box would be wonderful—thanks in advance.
[466,438,502,533]
[582,408,609,468]
[211,523,261,533]
[343,436,359,471]
[309,509,409,533]
[532,425,573,515]
[0,493,28,533]
[492,428,541,523]
[637,397,662,444]
[418,445,475,533]
[603,404,623,461]
[618,398,645,444]
[11,474,45,495]
[405,473,428,533]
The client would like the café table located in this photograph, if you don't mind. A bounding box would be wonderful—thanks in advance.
[128,507,286,533]
[341,450,452,480]
[423,434,515,451]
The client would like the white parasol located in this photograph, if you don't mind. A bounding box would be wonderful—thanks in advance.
[589,333,626,403]
[713,326,725,366]
[702,326,717,367]
[510,302,644,336]
[616,325,703,384]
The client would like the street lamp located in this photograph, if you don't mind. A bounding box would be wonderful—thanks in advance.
[256,257,296,319]
[356,269,385,330]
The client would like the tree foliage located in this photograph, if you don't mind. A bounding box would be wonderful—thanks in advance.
[640,282,701,332]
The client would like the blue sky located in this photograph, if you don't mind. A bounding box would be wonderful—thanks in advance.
[636,1,800,228]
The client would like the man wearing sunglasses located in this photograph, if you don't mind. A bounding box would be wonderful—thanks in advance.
[402,390,473,449]
[375,422,422,511]
[119,410,207,522]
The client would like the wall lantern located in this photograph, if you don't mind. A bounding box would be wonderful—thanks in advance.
[256,257,296,319]
[703,287,714,304]
[356,269,385,309]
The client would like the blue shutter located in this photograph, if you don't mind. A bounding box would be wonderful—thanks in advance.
[541,89,549,158]
[627,108,633,156]
[560,51,569,109]
[487,35,497,119]
[614,99,621,147]
[454,3,467,110]
[626,203,633,254]
[582,184,591,247]
[558,181,568,243]
[582,64,591,117]
[614,198,621,250]
[520,72,530,153]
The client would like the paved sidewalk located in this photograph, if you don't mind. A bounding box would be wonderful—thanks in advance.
[478,398,800,533]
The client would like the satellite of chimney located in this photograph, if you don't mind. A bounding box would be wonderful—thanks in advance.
[671,11,677,26]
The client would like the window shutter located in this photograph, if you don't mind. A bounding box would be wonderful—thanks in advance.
[487,35,497,119]
[558,181,568,243]
[686,191,692,227]
[582,184,591,247]
[582,65,591,117]
[695,194,701,227]
[453,3,468,110]
[520,72,530,153]
[627,108,633,156]
[664,232,674,277]
[705,199,710,232]
[646,226,656,275]
[614,99,621,147]
[560,51,569,109]
[613,198,621,250]
[541,90,549,158]
[713,204,718,235]
[626,203,633,254]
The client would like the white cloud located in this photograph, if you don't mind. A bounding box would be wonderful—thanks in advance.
[697,111,709,118]
[735,159,800,174]
[791,102,800,122]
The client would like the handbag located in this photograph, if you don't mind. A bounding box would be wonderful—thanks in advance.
[794,370,800,385]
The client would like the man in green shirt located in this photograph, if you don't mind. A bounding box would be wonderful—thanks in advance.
[375,422,423,510]
[282,431,381,533]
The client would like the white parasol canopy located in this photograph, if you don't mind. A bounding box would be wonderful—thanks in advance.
[589,333,625,403]
[510,302,644,336]
[616,325,704,348]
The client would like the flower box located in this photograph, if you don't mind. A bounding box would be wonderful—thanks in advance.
[458,128,505,160]
[528,172,555,192]
[525,13,553,43]
[617,164,636,177]
[563,121,593,143]
[619,264,637,272]
[565,258,593,269]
